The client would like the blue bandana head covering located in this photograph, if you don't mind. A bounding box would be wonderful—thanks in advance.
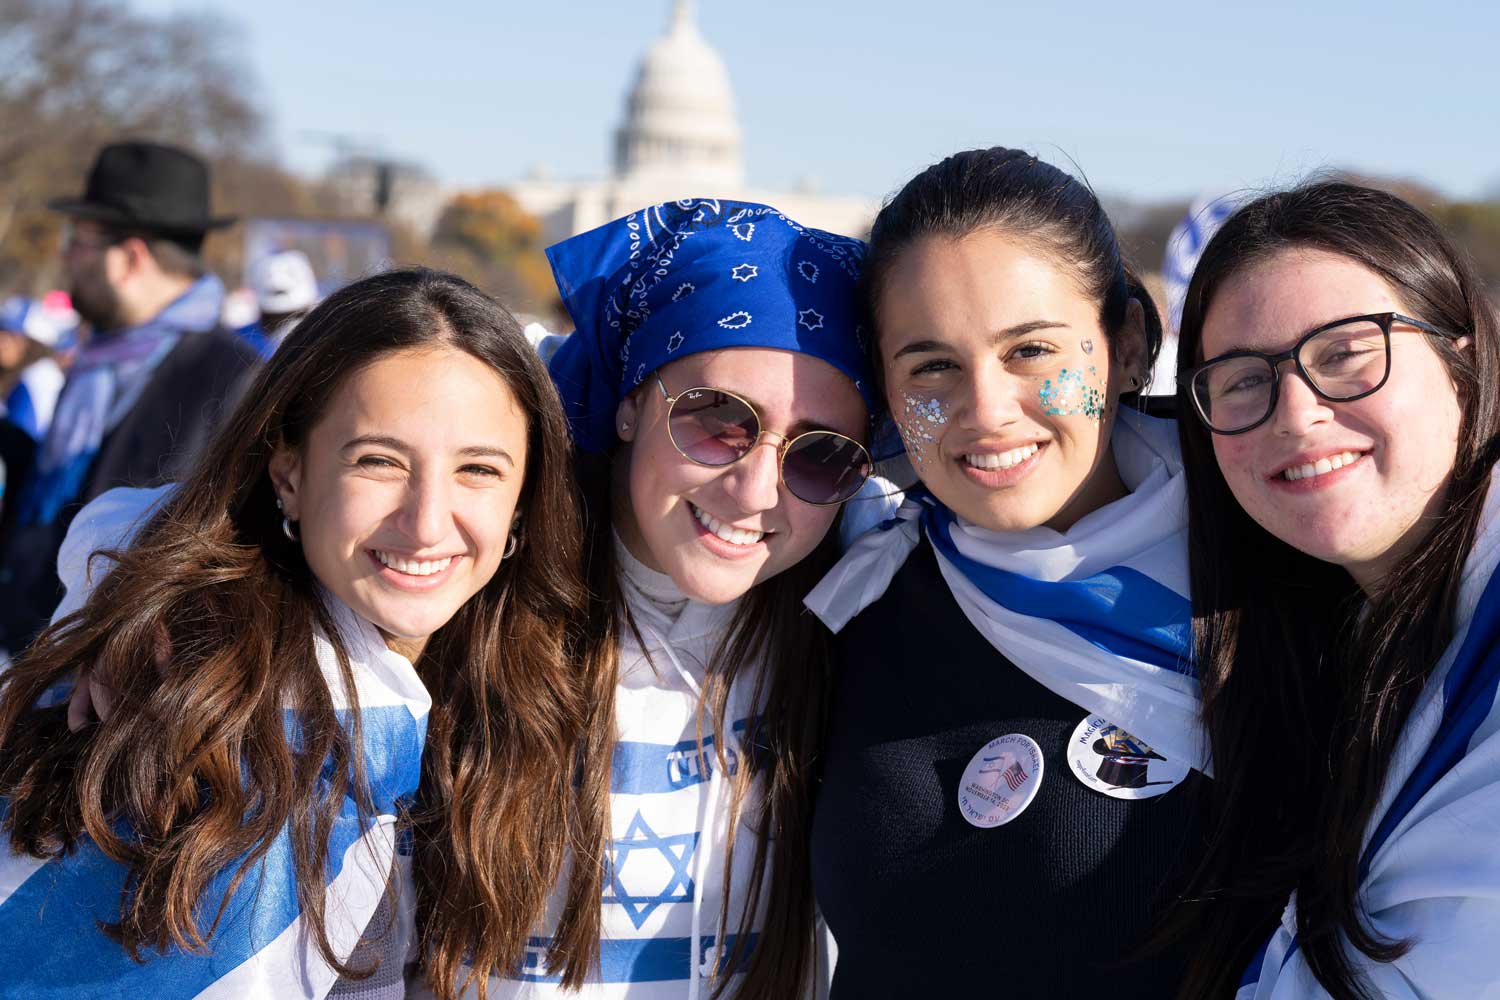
[546,198,876,454]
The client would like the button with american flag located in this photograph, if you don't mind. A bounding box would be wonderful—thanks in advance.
[957,733,1044,828]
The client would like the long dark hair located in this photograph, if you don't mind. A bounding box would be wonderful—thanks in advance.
[570,428,846,1000]
[1169,182,1500,999]
[0,268,608,997]
[864,146,1162,387]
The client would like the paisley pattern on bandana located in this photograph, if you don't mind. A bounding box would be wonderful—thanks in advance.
[545,199,876,453]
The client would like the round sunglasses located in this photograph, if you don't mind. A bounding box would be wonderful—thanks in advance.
[654,376,872,505]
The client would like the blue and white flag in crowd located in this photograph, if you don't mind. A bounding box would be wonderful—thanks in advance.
[1153,191,1248,395]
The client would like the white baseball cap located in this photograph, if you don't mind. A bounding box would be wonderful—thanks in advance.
[250,250,319,314]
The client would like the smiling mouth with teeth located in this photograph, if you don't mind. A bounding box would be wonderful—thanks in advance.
[1280,451,1365,482]
[373,551,456,576]
[963,443,1041,470]
[690,502,771,546]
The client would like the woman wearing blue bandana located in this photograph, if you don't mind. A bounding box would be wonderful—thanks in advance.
[804,149,1209,996]
[1169,184,1500,998]
[454,199,878,1000]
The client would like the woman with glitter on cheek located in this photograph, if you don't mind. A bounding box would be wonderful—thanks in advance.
[804,148,1211,998]
[883,225,1134,535]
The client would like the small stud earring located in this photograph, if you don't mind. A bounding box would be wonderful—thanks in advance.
[620,420,631,431]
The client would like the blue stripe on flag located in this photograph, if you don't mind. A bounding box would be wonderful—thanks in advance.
[611,719,749,795]
[517,933,757,983]
[0,701,424,998]
[923,505,1194,675]
[1359,562,1500,880]
[1240,937,1272,987]
[6,382,39,441]
[1245,562,1500,986]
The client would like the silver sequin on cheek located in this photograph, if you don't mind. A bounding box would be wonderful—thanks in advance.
[1037,366,1105,423]
[1081,338,1094,355]
[898,392,949,466]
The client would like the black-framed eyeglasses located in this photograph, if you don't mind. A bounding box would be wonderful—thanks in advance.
[655,376,872,505]
[1181,312,1463,435]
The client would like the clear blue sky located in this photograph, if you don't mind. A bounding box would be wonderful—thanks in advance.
[134,0,1500,204]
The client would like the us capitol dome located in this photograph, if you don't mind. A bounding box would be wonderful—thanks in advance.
[509,0,875,245]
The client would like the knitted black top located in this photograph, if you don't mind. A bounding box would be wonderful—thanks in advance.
[812,536,1207,998]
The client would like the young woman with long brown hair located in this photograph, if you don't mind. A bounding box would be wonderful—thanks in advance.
[453,199,878,1000]
[1171,182,1500,999]
[0,268,607,999]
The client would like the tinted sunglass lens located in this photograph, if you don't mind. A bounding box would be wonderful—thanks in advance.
[668,390,759,466]
[782,433,871,504]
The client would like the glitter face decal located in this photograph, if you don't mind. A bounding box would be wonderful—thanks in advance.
[1081,338,1094,355]
[1039,366,1105,422]
[898,392,949,465]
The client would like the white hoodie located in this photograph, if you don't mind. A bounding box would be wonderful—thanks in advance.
[475,537,766,999]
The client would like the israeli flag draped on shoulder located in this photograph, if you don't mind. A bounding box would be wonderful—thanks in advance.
[805,407,1207,774]
[1237,468,1500,1000]
[0,485,429,999]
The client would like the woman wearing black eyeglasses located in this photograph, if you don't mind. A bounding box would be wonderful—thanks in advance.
[1167,182,1500,999]
[803,148,1209,997]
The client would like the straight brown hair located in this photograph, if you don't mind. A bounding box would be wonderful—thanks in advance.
[0,268,609,997]
[569,416,844,1000]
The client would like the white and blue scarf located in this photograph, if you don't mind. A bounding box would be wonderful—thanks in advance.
[0,486,429,999]
[805,407,1207,773]
[1237,469,1500,999]
[16,274,224,527]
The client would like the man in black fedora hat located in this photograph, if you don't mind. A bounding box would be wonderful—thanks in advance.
[0,141,260,656]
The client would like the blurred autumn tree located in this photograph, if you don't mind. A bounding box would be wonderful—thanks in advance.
[428,189,553,314]
[0,0,368,294]
[2,0,258,289]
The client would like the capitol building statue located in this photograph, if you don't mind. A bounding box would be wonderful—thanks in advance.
[508,0,877,244]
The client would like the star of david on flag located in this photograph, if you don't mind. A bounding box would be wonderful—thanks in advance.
[603,811,700,929]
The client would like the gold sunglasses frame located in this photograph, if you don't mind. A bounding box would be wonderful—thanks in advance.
[654,376,871,506]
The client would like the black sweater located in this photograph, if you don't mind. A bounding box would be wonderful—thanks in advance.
[812,536,1207,998]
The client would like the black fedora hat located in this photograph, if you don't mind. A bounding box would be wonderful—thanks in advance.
[48,141,237,235]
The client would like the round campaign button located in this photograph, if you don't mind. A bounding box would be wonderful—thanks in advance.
[957,733,1044,828]
[1066,715,1190,800]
